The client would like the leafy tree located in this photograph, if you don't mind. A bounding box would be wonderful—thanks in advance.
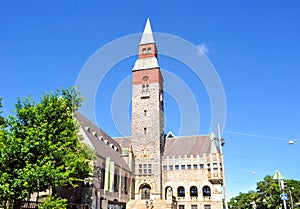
[38,196,67,209]
[0,97,4,126]
[228,175,300,209]
[0,88,93,209]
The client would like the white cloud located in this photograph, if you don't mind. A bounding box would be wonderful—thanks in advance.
[196,44,209,55]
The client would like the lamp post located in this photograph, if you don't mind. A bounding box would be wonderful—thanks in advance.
[289,187,294,209]
[215,124,228,209]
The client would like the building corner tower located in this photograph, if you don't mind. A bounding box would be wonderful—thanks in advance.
[131,18,164,200]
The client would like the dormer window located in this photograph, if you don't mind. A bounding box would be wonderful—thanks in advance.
[142,48,146,55]
[147,47,152,54]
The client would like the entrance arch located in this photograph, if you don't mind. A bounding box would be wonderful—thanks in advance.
[139,183,151,200]
[165,186,173,200]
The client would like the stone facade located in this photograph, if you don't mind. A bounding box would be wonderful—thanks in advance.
[73,19,224,209]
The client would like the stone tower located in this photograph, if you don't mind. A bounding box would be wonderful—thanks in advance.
[131,18,164,200]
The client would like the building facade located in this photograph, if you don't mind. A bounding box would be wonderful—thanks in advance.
[75,19,224,209]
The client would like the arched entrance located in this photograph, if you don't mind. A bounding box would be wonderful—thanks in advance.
[165,186,173,200]
[139,183,151,200]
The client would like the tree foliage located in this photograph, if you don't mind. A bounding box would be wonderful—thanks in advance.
[0,97,4,126]
[0,88,93,208]
[38,196,67,209]
[228,175,300,209]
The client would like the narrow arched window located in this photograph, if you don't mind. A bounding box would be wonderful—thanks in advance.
[190,186,198,197]
[147,47,152,54]
[177,186,185,197]
[142,48,146,55]
[203,186,211,197]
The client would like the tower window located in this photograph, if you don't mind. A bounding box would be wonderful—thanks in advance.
[144,110,147,116]
[142,84,149,92]
[144,127,147,134]
[141,84,150,98]
[142,48,146,55]
[147,47,152,54]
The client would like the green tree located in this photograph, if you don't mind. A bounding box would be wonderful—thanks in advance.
[228,175,300,209]
[38,196,67,209]
[0,97,4,126]
[0,88,93,209]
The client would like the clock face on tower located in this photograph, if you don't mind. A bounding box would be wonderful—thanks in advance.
[142,76,149,82]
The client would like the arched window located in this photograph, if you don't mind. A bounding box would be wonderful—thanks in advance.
[147,47,152,54]
[177,186,185,197]
[142,48,146,55]
[203,186,211,197]
[190,186,198,197]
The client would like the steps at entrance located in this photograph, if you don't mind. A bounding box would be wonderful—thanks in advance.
[127,199,173,209]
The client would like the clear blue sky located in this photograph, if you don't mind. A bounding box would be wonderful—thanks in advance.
[1,0,300,199]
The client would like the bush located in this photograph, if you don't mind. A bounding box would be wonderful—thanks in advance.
[38,196,67,209]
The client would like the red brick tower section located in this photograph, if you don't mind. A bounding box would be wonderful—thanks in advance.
[131,18,165,200]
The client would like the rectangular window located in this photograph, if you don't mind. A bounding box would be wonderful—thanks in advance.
[181,165,185,170]
[139,169,142,174]
[187,165,191,170]
[148,169,152,174]
[175,165,179,170]
[163,165,167,170]
[143,164,147,168]
[199,164,204,169]
[141,84,150,98]
[139,164,142,168]
[213,163,218,168]
[204,205,211,209]
[179,205,185,209]
[142,84,149,93]
[143,169,147,174]
[169,165,173,170]
[148,164,152,168]
[191,205,197,209]
[193,164,198,169]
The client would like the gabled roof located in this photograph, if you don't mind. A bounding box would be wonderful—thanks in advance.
[75,112,130,171]
[139,18,155,45]
[114,136,132,149]
[163,135,217,158]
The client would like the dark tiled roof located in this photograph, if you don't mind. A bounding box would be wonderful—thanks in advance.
[75,112,130,171]
[163,135,212,158]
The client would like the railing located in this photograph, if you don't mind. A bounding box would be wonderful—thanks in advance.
[21,201,39,209]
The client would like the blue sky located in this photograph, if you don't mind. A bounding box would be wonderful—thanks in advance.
[1,0,300,199]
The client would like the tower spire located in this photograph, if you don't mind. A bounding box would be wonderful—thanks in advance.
[139,18,155,45]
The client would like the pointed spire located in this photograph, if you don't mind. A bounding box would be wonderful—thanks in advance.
[139,18,155,45]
